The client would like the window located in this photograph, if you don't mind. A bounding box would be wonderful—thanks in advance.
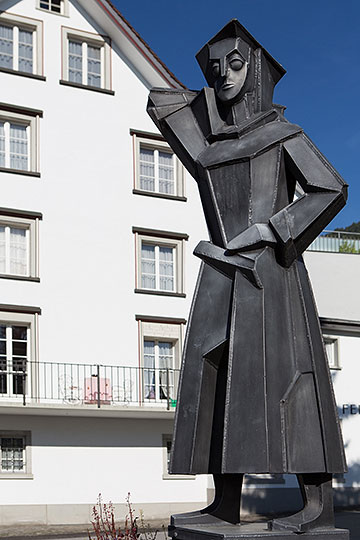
[134,228,187,296]
[141,243,175,292]
[0,25,33,73]
[137,315,184,406]
[0,105,41,174]
[0,12,43,76]
[162,435,194,480]
[140,147,175,194]
[38,0,68,15]
[0,225,28,276]
[132,131,186,200]
[164,435,172,472]
[324,336,340,369]
[0,306,40,402]
[244,474,285,485]
[144,340,175,401]
[0,121,28,170]
[61,27,112,92]
[0,209,41,280]
[0,431,32,478]
[0,324,28,397]
[333,473,346,486]
[68,40,102,87]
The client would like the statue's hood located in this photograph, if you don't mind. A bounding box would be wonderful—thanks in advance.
[196,19,286,114]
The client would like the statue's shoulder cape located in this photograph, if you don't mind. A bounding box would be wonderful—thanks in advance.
[147,87,302,172]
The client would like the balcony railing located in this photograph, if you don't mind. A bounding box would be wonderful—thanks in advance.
[308,230,360,253]
[0,361,180,410]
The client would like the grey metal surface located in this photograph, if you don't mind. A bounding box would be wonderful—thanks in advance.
[0,513,359,540]
[169,522,349,540]
[147,17,348,532]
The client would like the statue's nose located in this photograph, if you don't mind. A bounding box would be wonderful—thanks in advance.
[219,59,228,78]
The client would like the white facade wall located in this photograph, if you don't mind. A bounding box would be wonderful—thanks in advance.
[0,0,207,369]
[0,0,209,523]
[304,252,360,322]
[305,251,360,491]
[0,414,207,510]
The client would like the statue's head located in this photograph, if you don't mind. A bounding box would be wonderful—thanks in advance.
[196,20,285,109]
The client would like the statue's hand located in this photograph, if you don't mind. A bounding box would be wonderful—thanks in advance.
[226,223,276,253]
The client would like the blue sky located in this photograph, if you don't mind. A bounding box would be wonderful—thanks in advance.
[114,0,360,228]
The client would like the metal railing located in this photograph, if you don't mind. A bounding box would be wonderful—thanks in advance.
[0,361,180,410]
[308,230,360,253]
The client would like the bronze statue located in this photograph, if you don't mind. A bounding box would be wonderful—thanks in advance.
[147,19,347,537]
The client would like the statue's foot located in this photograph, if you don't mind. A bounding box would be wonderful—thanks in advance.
[269,473,334,533]
[171,474,243,527]
[269,506,329,533]
[171,510,226,526]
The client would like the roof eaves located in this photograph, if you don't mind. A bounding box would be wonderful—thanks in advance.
[98,0,186,89]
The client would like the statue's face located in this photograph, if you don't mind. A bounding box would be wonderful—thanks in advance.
[211,51,248,103]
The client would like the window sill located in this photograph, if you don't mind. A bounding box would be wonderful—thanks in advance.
[134,288,185,298]
[163,474,195,480]
[0,167,40,178]
[36,7,69,17]
[59,80,115,95]
[133,189,187,202]
[0,473,33,479]
[0,67,46,81]
[0,274,40,282]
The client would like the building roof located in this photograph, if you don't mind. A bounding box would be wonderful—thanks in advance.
[75,0,186,89]
[102,0,185,89]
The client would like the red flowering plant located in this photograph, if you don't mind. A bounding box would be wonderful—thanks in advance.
[88,493,160,540]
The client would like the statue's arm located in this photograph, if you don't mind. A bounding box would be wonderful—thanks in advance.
[147,88,208,179]
[225,131,347,268]
[269,132,348,267]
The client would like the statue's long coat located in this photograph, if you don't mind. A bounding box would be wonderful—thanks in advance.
[147,87,347,475]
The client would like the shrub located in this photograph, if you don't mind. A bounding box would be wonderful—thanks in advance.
[339,240,360,254]
[88,492,160,540]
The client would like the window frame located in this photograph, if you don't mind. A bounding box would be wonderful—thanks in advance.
[323,335,340,370]
[162,435,195,480]
[133,228,187,297]
[0,323,29,398]
[0,12,44,77]
[61,26,112,93]
[132,131,186,201]
[138,317,184,405]
[37,0,69,16]
[0,209,41,281]
[143,339,176,402]
[0,307,40,403]
[141,241,177,293]
[0,430,33,479]
[0,105,41,175]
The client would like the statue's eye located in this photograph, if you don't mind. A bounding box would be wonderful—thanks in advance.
[212,63,220,77]
[229,58,243,71]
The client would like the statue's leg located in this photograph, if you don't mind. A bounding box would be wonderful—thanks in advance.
[206,473,244,524]
[171,474,243,526]
[270,473,334,532]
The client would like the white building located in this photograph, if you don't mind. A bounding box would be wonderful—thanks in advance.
[0,0,210,526]
[0,0,359,528]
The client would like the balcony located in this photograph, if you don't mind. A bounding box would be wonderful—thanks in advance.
[308,230,360,254]
[0,361,180,413]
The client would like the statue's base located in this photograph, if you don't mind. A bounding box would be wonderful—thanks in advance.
[168,522,349,540]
